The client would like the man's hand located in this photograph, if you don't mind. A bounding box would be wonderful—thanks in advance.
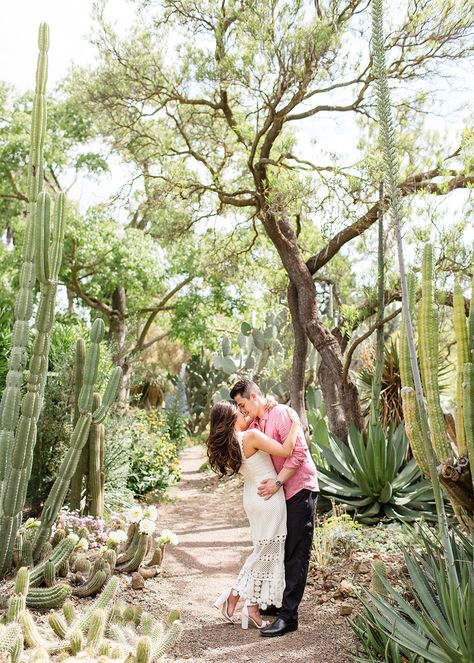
[258,478,279,501]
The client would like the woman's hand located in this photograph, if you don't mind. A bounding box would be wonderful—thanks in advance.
[264,396,278,411]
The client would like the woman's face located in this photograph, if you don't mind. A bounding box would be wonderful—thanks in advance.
[234,409,247,431]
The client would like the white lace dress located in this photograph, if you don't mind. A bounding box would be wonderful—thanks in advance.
[231,431,286,608]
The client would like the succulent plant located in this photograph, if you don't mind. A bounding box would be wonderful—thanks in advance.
[400,247,474,522]
[315,421,438,524]
[213,310,288,400]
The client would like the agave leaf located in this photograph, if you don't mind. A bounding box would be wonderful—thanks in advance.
[357,501,381,518]
[364,591,450,663]
[403,552,458,648]
[391,459,421,491]
[392,423,408,471]
[385,427,397,480]
[317,469,365,498]
[347,426,371,482]
[317,441,355,483]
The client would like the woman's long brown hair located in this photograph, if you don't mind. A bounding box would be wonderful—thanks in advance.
[206,400,242,477]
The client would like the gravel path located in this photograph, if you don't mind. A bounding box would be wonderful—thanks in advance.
[133,445,356,662]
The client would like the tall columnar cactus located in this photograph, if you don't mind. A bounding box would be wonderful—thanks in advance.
[419,246,453,463]
[0,190,66,577]
[400,258,474,516]
[87,393,105,518]
[69,339,86,511]
[0,24,49,491]
[453,280,469,455]
[32,320,122,558]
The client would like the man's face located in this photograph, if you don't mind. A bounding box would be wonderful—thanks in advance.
[234,393,259,418]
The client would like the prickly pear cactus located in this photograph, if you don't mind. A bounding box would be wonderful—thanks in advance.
[213,309,288,400]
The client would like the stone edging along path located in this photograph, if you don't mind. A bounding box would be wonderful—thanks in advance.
[133,445,355,663]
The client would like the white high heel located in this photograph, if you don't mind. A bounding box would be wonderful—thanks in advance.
[213,588,237,624]
[241,603,270,630]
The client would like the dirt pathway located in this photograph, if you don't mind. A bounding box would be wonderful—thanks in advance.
[136,446,356,662]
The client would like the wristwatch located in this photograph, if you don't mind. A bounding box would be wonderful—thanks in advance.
[275,479,284,490]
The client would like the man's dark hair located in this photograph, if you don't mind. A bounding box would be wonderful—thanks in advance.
[230,378,262,400]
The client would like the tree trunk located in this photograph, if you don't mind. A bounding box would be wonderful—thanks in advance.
[260,199,363,440]
[109,287,130,406]
[287,283,308,429]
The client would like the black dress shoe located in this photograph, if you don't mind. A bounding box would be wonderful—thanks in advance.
[260,605,280,616]
[260,616,298,637]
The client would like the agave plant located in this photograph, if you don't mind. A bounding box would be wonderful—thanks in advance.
[356,527,474,663]
[315,421,438,524]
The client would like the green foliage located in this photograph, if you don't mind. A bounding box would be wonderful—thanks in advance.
[127,410,181,496]
[306,385,330,464]
[315,421,438,524]
[312,509,361,567]
[355,527,474,663]
[101,411,134,513]
[165,405,187,451]
[181,353,226,435]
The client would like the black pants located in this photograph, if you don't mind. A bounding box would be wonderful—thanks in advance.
[279,489,318,621]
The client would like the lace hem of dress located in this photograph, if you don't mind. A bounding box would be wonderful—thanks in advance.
[231,535,285,608]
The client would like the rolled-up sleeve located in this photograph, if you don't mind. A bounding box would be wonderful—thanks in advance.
[274,409,307,469]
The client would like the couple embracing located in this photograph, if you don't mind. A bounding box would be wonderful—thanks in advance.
[206,379,319,637]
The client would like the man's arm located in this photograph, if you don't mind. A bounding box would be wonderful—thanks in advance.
[258,467,297,500]
[276,408,307,470]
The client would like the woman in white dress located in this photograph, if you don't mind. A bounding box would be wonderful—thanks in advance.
[206,400,301,629]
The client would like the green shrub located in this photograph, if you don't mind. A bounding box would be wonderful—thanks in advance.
[127,410,181,496]
[102,410,134,513]
[165,402,188,451]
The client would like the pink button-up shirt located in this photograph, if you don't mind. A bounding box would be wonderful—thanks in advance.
[250,405,319,500]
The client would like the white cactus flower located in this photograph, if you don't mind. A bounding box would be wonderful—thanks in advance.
[127,505,143,523]
[139,518,156,536]
[158,528,179,546]
[76,537,89,552]
[142,505,158,521]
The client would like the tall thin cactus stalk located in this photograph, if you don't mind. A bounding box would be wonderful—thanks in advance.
[371,181,385,421]
[371,0,454,571]
[0,24,49,493]
[69,339,86,510]
[0,188,66,576]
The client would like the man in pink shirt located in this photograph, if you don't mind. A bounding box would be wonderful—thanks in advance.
[230,378,319,637]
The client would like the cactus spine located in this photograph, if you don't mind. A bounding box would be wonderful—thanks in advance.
[370,559,388,596]
[26,583,72,609]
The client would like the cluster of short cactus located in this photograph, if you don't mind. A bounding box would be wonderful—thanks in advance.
[112,507,177,583]
[400,245,474,520]
[3,571,182,662]
[213,310,288,399]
